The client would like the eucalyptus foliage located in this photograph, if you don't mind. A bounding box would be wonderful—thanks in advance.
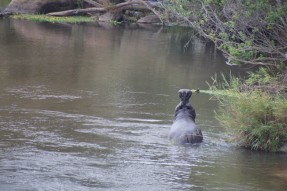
[162,0,287,67]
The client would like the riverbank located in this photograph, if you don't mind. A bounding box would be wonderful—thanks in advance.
[10,14,96,24]
[208,70,287,152]
[0,0,162,24]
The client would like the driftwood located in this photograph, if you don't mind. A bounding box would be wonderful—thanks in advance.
[47,0,163,24]
[47,7,106,16]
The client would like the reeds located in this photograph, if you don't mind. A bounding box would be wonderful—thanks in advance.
[10,14,95,24]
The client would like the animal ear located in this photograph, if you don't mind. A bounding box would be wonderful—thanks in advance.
[178,90,184,99]
[187,90,192,98]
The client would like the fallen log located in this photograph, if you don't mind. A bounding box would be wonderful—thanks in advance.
[47,0,163,24]
[47,7,106,16]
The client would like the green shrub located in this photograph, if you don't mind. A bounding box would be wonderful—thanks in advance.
[211,71,287,152]
[216,90,287,152]
[162,0,287,67]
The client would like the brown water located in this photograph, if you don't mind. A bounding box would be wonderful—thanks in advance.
[0,19,287,191]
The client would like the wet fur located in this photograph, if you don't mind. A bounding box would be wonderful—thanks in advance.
[169,89,203,144]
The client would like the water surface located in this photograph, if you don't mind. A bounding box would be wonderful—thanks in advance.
[0,19,287,191]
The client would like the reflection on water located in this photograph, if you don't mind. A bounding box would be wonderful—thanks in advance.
[0,19,287,191]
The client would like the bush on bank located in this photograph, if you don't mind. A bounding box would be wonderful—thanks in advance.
[209,69,287,152]
[217,90,287,152]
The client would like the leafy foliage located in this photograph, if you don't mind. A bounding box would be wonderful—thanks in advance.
[210,72,287,152]
[162,0,287,67]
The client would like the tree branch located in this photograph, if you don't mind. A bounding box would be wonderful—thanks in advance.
[47,0,163,25]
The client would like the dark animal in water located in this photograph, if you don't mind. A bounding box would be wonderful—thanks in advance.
[168,89,203,144]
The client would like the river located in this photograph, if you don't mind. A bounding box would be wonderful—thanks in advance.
[0,18,286,191]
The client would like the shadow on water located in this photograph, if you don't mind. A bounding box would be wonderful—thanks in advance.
[0,19,287,191]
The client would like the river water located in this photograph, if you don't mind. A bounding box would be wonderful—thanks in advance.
[0,18,286,191]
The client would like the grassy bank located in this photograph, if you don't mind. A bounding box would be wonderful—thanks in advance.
[10,14,95,24]
[208,70,287,152]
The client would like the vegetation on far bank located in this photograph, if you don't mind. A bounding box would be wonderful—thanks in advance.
[10,14,95,24]
[162,0,287,66]
[0,0,10,7]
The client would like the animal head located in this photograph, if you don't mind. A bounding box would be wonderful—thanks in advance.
[175,89,196,121]
[178,89,192,105]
